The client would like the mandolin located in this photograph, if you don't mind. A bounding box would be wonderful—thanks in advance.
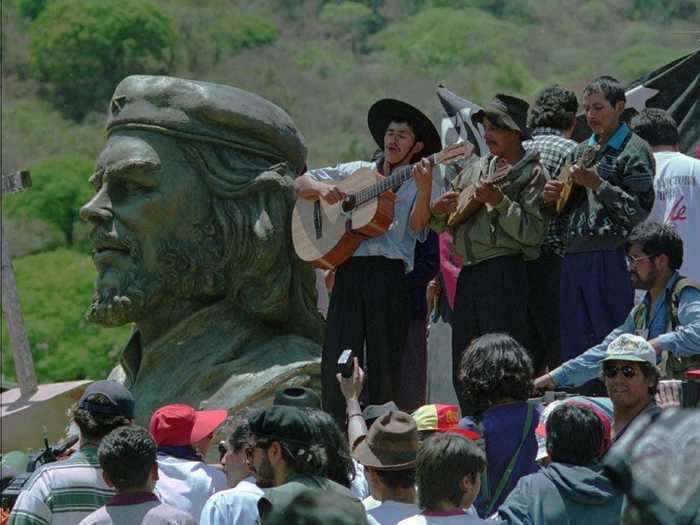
[555,144,600,214]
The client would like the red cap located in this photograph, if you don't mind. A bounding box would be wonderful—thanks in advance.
[149,404,227,446]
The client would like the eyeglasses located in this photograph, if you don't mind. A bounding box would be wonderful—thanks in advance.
[625,254,655,267]
[603,364,638,379]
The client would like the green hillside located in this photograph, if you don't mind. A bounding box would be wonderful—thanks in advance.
[1,0,698,383]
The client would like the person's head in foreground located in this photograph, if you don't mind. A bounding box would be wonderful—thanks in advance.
[73,380,136,444]
[459,333,534,415]
[98,425,158,492]
[247,405,325,488]
[601,334,659,413]
[149,403,227,458]
[546,403,607,466]
[416,432,487,512]
[353,410,417,502]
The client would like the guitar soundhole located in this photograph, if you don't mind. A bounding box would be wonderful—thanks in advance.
[341,195,356,213]
[313,200,322,239]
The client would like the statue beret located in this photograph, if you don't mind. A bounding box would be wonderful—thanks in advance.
[106,75,307,174]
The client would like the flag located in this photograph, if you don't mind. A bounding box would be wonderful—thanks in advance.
[435,84,488,158]
[572,49,700,155]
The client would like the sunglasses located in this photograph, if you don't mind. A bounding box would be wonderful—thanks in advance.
[603,364,638,379]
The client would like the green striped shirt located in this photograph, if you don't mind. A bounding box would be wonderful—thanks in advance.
[8,447,115,525]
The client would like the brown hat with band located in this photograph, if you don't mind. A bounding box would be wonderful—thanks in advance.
[472,93,530,139]
[353,411,417,470]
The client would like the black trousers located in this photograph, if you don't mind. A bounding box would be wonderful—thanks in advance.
[322,257,409,424]
[525,252,562,375]
[451,255,530,414]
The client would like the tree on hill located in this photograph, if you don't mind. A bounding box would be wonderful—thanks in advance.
[28,0,176,121]
[319,1,379,54]
[4,155,95,246]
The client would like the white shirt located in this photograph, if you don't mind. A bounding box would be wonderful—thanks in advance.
[367,500,421,524]
[646,151,700,281]
[154,455,227,519]
[199,476,264,525]
[351,460,371,500]
[398,512,492,524]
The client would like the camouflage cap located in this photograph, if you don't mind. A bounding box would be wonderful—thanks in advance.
[602,334,656,367]
[106,75,307,174]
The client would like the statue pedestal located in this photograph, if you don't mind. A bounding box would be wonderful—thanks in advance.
[0,380,92,453]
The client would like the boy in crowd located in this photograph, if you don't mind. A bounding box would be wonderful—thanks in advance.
[79,426,195,525]
[497,403,622,525]
[398,433,491,524]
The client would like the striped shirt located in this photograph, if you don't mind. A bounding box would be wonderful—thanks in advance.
[523,127,577,255]
[8,447,115,525]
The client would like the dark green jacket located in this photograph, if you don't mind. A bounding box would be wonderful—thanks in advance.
[257,474,365,524]
[431,150,547,265]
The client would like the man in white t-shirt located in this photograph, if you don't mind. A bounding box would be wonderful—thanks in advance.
[398,433,494,525]
[632,108,700,282]
[200,409,264,525]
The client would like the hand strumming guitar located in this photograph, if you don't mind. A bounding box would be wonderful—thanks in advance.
[570,165,603,191]
[543,179,564,203]
[431,191,459,215]
[318,182,347,204]
[474,181,504,206]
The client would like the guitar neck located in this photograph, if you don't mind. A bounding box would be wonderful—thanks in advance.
[354,153,437,206]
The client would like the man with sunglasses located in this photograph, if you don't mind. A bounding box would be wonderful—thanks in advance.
[535,222,700,391]
[600,334,661,443]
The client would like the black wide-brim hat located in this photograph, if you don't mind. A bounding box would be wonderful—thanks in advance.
[367,98,442,157]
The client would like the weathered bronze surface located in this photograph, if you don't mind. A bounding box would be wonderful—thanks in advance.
[80,76,322,424]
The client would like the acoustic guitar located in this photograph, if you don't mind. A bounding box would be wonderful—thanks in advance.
[447,157,512,227]
[292,143,467,269]
[555,144,600,214]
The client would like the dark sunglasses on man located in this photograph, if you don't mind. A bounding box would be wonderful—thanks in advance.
[603,364,638,379]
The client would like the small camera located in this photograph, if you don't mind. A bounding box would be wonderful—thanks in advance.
[337,349,354,378]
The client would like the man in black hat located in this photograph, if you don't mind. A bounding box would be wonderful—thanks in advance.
[294,99,442,423]
[247,406,364,524]
[9,381,136,525]
[430,94,548,412]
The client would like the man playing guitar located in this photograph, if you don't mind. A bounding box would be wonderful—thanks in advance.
[430,94,548,413]
[294,99,442,423]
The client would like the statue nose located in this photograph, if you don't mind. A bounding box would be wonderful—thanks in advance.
[80,189,113,224]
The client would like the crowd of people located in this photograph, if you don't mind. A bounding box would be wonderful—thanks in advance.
[4,74,700,525]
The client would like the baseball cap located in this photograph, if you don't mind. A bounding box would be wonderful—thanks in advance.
[601,334,656,367]
[78,380,135,418]
[149,404,227,446]
[412,404,480,441]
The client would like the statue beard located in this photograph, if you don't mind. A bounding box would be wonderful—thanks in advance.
[85,224,226,327]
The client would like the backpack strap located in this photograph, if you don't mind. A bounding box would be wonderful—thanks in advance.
[483,402,536,516]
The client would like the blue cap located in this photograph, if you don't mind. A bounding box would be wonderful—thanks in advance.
[78,380,135,418]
